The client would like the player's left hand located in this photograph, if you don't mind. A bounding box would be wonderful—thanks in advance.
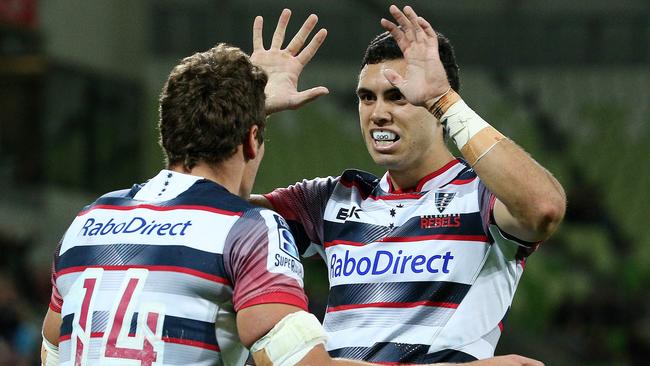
[380,5,451,109]
[251,9,329,115]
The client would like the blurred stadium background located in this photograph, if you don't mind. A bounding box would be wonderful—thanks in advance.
[1,0,648,364]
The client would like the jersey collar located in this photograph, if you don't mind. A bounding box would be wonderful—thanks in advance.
[379,158,465,194]
[133,169,203,201]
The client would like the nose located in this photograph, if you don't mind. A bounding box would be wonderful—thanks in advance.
[370,99,391,126]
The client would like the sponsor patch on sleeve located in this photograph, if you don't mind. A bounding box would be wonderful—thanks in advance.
[260,210,305,285]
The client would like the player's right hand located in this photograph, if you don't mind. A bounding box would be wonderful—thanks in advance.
[251,9,329,115]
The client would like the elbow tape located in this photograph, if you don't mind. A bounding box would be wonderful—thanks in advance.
[250,311,327,366]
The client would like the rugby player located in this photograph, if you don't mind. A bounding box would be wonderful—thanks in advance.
[252,5,566,364]
[40,8,544,366]
[38,14,379,365]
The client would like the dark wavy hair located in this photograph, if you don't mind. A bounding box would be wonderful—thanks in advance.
[159,43,267,170]
[361,30,460,92]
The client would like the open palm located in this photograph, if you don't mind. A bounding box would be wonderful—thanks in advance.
[250,9,329,115]
[380,5,450,109]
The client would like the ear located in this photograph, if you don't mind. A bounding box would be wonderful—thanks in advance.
[243,125,261,161]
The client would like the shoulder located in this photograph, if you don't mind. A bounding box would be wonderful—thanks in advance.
[338,168,381,196]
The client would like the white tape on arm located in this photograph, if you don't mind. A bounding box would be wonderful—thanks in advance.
[441,99,490,150]
[251,311,328,366]
[42,335,59,366]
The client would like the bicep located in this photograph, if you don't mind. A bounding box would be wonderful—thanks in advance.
[42,308,61,345]
[493,199,545,243]
[237,303,303,348]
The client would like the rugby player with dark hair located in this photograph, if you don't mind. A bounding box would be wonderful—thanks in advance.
[252,5,565,364]
[40,7,544,366]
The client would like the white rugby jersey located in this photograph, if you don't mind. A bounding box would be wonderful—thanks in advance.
[49,170,307,366]
[265,159,538,363]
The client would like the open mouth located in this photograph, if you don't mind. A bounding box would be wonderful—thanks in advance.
[372,130,400,146]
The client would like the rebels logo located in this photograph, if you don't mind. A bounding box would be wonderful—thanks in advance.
[435,192,456,212]
[420,214,461,229]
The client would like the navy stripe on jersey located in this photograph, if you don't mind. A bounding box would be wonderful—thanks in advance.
[60,313,219,351]
[327,281,470,311]
[87,180,256,216]
[338,170,381,200]
[328,343,477,364]
[324,212,488,247]
[55,244,229,285]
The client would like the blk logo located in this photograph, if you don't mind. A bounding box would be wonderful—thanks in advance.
[435,192,456,213]
[336,206,362,220]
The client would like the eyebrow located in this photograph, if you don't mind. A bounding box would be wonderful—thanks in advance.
[356,87,402,96]
[356,87,373,96]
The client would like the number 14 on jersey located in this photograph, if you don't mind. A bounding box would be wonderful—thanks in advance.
[67,268,166,366]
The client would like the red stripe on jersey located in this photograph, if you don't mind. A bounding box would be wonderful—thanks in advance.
[385,159,460,194]
[379,234,489,243]
[60,333,220,352]
[327,300,458,313]
[414,159,460,192]
[49,301,62,313]
[498,321,504,332]
[237,292,308,312]
[340,175,425,201]
[78,204,242,217]
[57,265,231,286]
[325,234,489,248]
[449,177,477,185]
[368,193,424,201]
[324,240,365,248]
[162,337,220,352]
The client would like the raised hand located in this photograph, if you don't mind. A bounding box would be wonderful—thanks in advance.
[379,5,450,109]
[251,9,329,115]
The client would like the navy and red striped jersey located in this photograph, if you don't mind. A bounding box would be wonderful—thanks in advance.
[49,170,307,365]
[265,159,536,363]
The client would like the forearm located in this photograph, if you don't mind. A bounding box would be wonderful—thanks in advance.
[432,91,566,241]
[471,139,566,241]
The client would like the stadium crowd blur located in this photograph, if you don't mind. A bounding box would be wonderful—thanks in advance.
[1,1,648,365]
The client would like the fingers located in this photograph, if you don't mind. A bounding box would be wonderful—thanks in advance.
[380,18,408,50]
[252,16,264,51]
[271,8,291,49]
[286,14,318,56]
[388,4,410,34]
[382,68,404,88]
[296,28,327,65]
[402,6,424,41]
[417,16,437,38]
[285,86,330,109]
[383,5,433,44]
[293,86,330,109]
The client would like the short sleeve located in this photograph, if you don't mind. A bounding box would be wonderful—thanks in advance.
[263,177,338,253]
[478,179,540,254]
[223,209,308,312]
[49,241,64,313]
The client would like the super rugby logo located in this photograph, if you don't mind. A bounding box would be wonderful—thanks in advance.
[274,215,299,259]
[435,192,456,213]
[272,215,303,278]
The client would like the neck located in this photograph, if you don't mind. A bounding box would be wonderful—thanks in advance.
[388,145,455,192]
[169,158,244,196]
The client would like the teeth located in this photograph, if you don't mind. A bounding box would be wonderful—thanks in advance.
[372,130,397,141]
